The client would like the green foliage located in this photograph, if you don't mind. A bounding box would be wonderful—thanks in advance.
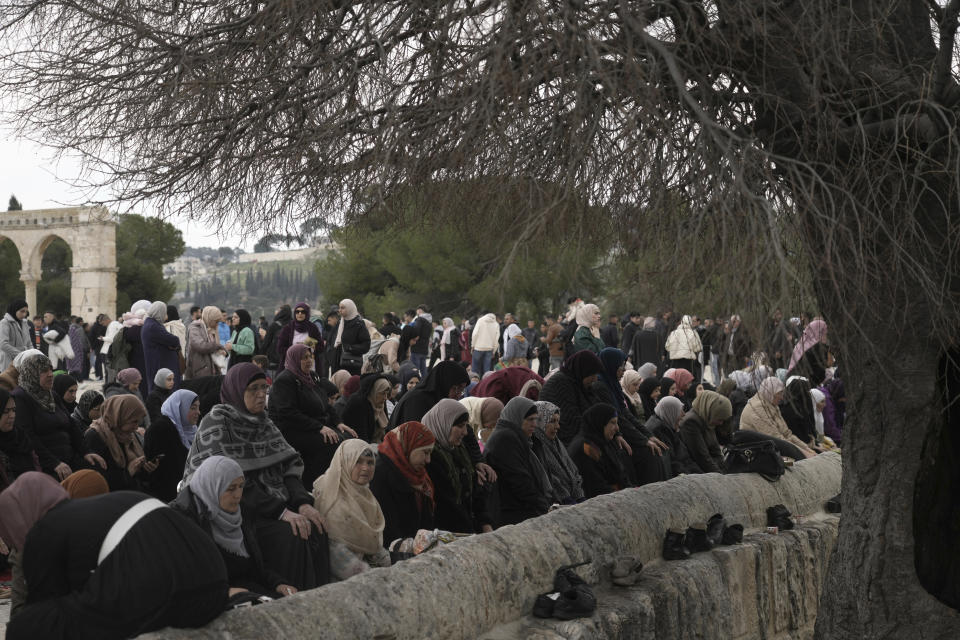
[115,214,185,314]
[7,195,22,211]
[0,239,23,304]
[37,238,71,315]
[317,178,612,320]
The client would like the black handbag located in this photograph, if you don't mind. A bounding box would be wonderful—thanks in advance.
[723,439,785,481]
[339,349,363,369]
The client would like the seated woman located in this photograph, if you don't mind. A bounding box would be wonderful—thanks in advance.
[663,367,696,409]
[780,377,821,449]
[144,389,200,501]
[103,368,149,429]
[0,387,63,481]
[531,401,584,504]
[171,455,298,599]
[459,395,503,449]
[0,472,228,640]
[679,390,733,473]
[312,440,392,580]
[340,374,392,443]
[70,390,104,433]
[645,396,702,476]
[370,421,436,545]
[484,397,552,525]
[567,403,630,498]
[59,468,109,499]
[14,353,103,481]
[268,344,356,485]
[144,368,175,424]
[738,378,816,458]
[389,360,470,426]
[636,376,661,421]
[395,361,420,401]
[422,399,494,534]
[539,350,605,444]
[470,366,544,406]
[52,374,78,414]
[84,395,158,491]
[183,362,330,589]
[620,369,644,417]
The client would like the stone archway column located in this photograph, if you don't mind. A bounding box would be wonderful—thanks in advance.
[70,266,118,320]
[19,273,38,317]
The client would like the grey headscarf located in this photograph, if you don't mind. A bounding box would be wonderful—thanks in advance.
[147,301,168,323]
[17,352,55,412]
[153,368,174,389]
[188,455,248,557]
[422,398,469,449]
[494,396,553,500]
[532,401,583,503]
[654,396,685,431]
[637,362,658,379]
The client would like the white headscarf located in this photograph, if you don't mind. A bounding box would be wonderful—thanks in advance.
[146,301,167,323]
[440,317,455,360]
[334,299,359,348]
[811,388,825,436]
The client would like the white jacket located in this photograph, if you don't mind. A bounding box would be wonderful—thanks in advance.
[0,313,31,372]
[471,313,501,352]
[665,315,702,360]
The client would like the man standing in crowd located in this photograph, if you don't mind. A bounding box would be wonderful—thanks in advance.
[600,313,620,348]
[409,304,433,373]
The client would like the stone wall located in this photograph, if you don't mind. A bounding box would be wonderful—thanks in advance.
[144,452,842,640]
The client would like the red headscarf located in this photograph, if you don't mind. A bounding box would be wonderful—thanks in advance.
[378,421,436,511]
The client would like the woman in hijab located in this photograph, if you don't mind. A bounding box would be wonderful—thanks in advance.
[738,378,816,458]
[821,378,845,443]
[679,390,733,473]
[637,376,661,420]
[171,455,298,598]
[1,472,228,640]
[665,315,703,375]
[370,421,437,544]
[780,377,821,449]
[459,395,504,448]
[438,317,461,363]
[471,366,545,405]
[0,298,31,373]
[572,303,605,354]
[14,354,102,480]
[660,376,678,401]
[143,389,200,501]
[632,317,666,375]
[620,369,644,416]
[646,396,701,477]
[0,386,62,481]
[663,367,696,406]
[261,304,292,371]
[422,399,493,534]
[84,395,157,491]
[226,309,257,369]
[184,362,331,589]
[185,305,226,380]
[145,367,175,424]
[70,389,104,431]
[312,440,391,579]
[483,397,552,525]
[389,360,471,427]
[277,302,325,375]
[530,401,584,504]
[341,373,393,443]
[140,301,181,394]
[502,323,529,366]
[567,403,630,498]
[60,468,109,498]
[164,304,187,354]
[787,319,829,385]
[269,344,357,486]
[539,350,605,444]
[52,373,78,414]
[327,299,371,376]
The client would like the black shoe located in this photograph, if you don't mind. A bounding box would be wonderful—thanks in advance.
[663,528,692,560]
[685,525,713,552]
[553,561,589,592]
[553,585,597,620]
[721,524,744,544]
[706,513,726,547]
[533,592,559,618]
[825,494,841,513]
[767,504,794,531]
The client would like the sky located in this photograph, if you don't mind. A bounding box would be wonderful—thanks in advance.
[0,129,252,250]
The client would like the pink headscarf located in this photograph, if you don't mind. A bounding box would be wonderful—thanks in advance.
[0,472,69,551]
[788,319,827,372]
[664,367,694,393]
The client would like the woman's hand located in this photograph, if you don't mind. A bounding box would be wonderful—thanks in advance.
[616,435,633,456]
[475,462,497,485]
[337,423,358,439]
[320,426,340,444]
[224,342,233,352]
[84,453,107,469]
[297,504,326,533]
[276,584,297,597]
[228,587,249,597]
[54,462,72,480]
[280,509,313,540]
[650,436,670,451]
[646,440,665,456]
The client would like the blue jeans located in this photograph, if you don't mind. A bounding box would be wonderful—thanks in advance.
[410,352,428,375]
[471,349,493,376]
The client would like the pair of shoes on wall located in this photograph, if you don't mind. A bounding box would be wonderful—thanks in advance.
[533,561,597,620]
[767,504,795,530]
[663,513,744,560]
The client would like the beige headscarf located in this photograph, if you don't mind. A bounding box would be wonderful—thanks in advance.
[313,440,385,555]
[620,369,643,412]
[201,306,221,333]
[369,377,393,442]
[330,369,351,395]
[334,299,359,348]
[89,395,147,476]
[575,303,602,339]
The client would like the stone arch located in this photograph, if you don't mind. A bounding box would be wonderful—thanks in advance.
[0,206,117,319]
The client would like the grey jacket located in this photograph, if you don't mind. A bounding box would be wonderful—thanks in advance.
[0,313,30,372]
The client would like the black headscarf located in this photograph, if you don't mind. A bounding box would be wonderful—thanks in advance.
[581,402,618,447]
[291,302,313,332]
[660,376,678,399]
[274,305,292,324]
[390,361,469,427]
[559,350,605,383]
[234,309,252,331]
[598,348,629,415]
[0,387,36,480]
[166,305,180,322]
[5,299,28,318]
[781,378,816,443]
[398,324,419,363]
[53,374,79,413]
[637,377,660,418]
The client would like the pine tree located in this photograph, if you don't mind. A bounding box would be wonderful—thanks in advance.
[7,195,22,211]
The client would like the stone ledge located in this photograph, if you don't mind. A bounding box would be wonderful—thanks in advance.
[142,453,841,640]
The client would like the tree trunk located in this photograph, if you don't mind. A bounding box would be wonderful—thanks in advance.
[814,237,960,637]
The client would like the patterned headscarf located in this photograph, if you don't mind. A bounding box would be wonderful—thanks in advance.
[531,400,583,502]
[17,352,55,412]
[72,390,105,428]
[378,421,436,511]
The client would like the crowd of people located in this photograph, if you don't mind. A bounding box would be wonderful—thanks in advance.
[0,295,844,638]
